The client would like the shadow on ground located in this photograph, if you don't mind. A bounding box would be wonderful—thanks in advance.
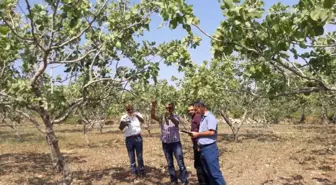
[279,175,305,185]
[0,130,43,144]
[217,130,287,143]
[72,165,177,185]
[0,152,85,185]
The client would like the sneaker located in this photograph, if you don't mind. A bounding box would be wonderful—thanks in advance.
[171,182,178,185]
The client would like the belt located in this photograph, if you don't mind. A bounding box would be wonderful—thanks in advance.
[198,142,215,149]
[126,134,141,138]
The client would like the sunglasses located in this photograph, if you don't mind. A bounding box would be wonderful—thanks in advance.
[166,107,172,109]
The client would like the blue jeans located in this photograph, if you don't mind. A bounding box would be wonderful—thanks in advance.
[162,141,188,184]
[125,135,144,174]
[193,142,211,185]
[200,142,226,185]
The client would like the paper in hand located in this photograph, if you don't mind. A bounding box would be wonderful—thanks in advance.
[180,130,193,135]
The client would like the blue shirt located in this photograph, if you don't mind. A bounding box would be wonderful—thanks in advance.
[198,111,218,145]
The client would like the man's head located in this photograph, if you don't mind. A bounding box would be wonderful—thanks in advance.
[165,102,175,113]
[187,104,196,116]
[193,100,207,115]
[125,104,134,114]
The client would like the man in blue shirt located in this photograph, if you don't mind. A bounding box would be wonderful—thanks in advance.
[190,100,226,185]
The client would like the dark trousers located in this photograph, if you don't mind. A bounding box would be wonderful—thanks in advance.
[162,141,189,184]
[200,142,226,185]
[193,142,211,185]
[125,135,144,174]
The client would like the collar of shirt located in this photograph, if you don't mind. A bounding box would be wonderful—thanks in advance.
[201,111,210,121]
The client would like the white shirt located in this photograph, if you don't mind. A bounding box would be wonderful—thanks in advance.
[120,112,143,137]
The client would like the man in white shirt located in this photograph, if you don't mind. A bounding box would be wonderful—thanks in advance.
[119,104,145,178]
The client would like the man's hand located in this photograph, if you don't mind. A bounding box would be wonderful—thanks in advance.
[190,132,199,139]
[119,120,130,131]
[130,112,137,117]
[164,112,170,118]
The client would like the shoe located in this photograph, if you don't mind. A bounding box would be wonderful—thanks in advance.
[130,173,137,180]
[139,171,146,178]
[170,182,178,185]
[180,180,189,185]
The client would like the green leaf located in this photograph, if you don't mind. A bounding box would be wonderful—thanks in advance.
[115,41,121,49]
[223,0,234,9]
[310,10,320,21]
[169,19,178,29]
[314,26,324,36]
[299,41,307,49]
[0,26,10,34]
[323,0,336,8]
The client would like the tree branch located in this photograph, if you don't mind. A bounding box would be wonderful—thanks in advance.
[273,57,329,90]
[50,0,109,50]
[30,52,49,85]
[48,0,60,49]
[0,15,34,42]
[270,87,328,98]
[89,51,102,80]
[220,111,233,127]
[82,78,127,90]
[52,98,84,124]
[50,49,97,64]
[191,23,219,41]
[24,0,45,50]
[14,109,45,134]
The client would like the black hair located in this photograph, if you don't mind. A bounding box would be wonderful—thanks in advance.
[167,102,175,109]
[193,100,207,108]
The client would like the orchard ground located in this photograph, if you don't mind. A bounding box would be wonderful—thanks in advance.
[0,121,335,185]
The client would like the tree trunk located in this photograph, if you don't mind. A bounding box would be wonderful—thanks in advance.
[299,106,305,123]
[99,121,104,134]
[43,116,72,184]
[221,110,248,142]
[145,115,152,136]
[43,117,67,172]
[83,123,90,147]
[321,106,329,124]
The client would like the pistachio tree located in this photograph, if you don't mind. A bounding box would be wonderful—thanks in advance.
[211,0,336,96]
[0,0,200,177]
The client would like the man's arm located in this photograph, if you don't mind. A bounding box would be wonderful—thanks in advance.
[191,114,217,139]
[191,130,216,138]
[119,116,129,131]
[119,121,129,131]
[169,114,179,126]
[134,113,144,123]
[150,101,160,123]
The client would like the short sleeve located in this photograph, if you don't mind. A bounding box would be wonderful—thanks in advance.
[120,114,127,122]
[136,112,143,119]
[173,114,180,121]
[207,115,218,131]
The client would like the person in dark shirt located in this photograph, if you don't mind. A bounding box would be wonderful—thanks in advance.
[188,104,210,185]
